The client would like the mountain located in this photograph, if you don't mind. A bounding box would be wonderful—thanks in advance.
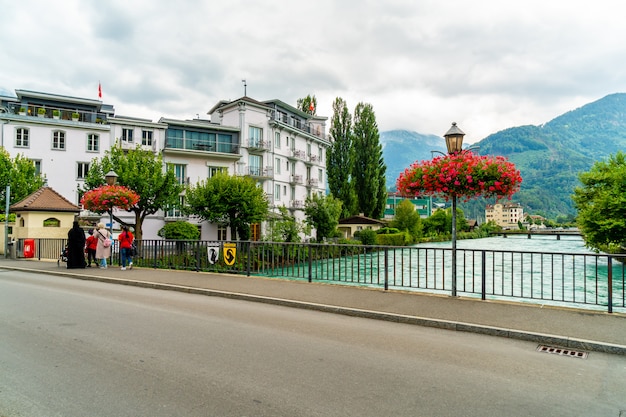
[381,93,626,220]
[380,130,447,190]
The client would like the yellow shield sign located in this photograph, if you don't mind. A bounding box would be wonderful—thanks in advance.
[223,243,236,266]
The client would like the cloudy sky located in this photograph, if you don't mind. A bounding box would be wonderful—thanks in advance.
[1,1,624,142]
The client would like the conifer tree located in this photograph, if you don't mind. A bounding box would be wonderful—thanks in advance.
[352,102,387,218]
[327,97,356,218]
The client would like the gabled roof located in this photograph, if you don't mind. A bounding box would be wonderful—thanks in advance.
[207,96,270,115]
[338,215,386,226]
[10,187,80,213]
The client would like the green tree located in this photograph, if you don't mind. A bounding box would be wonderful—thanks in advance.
[0,149,46,209]
[81,144,183,241]
[158,221,201,240]
[327,97,356,218]
[267,206,309,242]
[296,94,317,115]
[352,102,387,218]
[390,199,423,240]
[184,172,269,240]
[572,152,626,253]
[423,207,468,236]
[304,193,342,242]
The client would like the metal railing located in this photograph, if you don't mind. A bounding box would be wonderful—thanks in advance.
[13,238,626,313]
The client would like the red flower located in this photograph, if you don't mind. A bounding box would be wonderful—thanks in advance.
[396,151,522,201]
[81,185,140,212]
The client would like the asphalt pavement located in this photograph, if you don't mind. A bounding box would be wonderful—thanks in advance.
[1,258,624,355]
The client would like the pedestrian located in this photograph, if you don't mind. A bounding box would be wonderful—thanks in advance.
[85,228,98,267]
[95,222,111,269]
[118,225,134,270]
[66,220,86,269]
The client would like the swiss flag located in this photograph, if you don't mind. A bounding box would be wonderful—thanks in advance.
[98,82,102,98]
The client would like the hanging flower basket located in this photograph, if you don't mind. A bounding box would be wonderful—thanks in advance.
[80,185,140,212]
[396,151,522,202]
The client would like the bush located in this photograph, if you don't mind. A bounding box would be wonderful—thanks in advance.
[158,221,200,240]
[354,229,377,245]
[376,227,400,234]
[376,231,412,246]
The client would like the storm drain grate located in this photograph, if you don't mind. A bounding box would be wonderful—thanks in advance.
[536,345,588,359]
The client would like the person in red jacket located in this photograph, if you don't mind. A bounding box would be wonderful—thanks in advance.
[118,225,134,271]
[85,228,98,267]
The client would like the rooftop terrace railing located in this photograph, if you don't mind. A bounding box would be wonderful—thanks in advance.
[15,239,626,313]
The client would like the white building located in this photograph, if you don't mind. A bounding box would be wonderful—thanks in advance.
[0,89,328,240]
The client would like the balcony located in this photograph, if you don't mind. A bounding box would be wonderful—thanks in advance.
[268,112,325,140]
[289,200,304,209]
[289,174,303,185]
[246,166,273,179]
[6,104,108,124]
[165,137,240,155]
[287,149,306,161]
[246,139,270,152]
[306,178,319,187]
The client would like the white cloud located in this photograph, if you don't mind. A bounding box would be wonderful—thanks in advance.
[1,0,624,141]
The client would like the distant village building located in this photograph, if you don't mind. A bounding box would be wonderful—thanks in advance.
[338,215,386,239]
[485,202,524,229]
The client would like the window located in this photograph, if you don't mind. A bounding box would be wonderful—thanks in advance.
[217,225,227,241]
[274,132,281,149]
[166,196,185,218]
[122,128,133,143]
[249,126,262,146]
[248,155,261,176]
[169,163,187,185]
[43,217,61,227]
[52,130,66,150]
[208,166,226,178]
[274,184,281,200]
[16,128,29,147]
[318,168,323,182]
[77,162,90,179]
[275,157,281,174]
[30,159,41,176]
[142,130,153,146]
[87,134,99,152]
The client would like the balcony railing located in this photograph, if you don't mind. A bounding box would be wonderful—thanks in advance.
[7,104,108,124]
[246,166,273,178]
[290,174,303,184]
[165,137,239,155]
[289,200,304,209]
[268,112,325,139]
[306,178,319,187]
[246,139,270,151]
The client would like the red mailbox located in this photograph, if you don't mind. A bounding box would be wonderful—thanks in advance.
[23,239,35,258]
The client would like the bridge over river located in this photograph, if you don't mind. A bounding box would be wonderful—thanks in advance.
[490,229,582,240]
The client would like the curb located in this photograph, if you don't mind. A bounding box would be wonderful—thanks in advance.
[4,265,626,356]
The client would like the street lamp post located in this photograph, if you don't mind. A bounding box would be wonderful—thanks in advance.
[443,122,465,297]
[104,170,118,234]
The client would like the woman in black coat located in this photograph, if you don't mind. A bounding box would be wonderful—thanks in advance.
[67,220,86,269]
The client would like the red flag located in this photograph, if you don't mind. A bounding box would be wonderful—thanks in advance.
[309,100,314,112]
[98,82,102,98]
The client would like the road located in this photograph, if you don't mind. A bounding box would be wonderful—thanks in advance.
[1,271,625,417]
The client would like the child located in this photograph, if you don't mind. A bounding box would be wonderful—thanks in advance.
[85,228,98,267]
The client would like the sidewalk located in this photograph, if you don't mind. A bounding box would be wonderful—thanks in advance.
[1,258,625,355]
